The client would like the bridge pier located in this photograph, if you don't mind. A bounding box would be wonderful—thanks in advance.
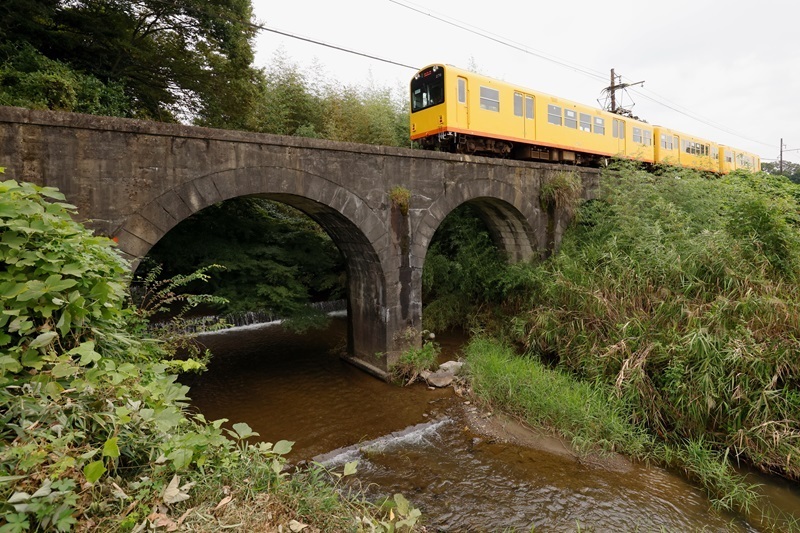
[0,106,598,380]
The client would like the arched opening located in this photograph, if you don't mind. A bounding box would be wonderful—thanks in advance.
[123,182,392,376]
[421,198,537,333]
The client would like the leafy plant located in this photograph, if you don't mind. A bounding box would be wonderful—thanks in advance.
[422,203,508,330]
[0,179,421,531]
[390,333,440,385]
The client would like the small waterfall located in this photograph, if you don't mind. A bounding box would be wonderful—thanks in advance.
[151,299,348,334]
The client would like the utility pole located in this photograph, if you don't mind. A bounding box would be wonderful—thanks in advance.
[610,68,617,113]
[780,138,784,174]
[603,69,644,116]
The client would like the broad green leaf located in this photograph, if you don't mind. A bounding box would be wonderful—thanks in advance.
[272,440,293,456]
[230,422,258,440]
[0,355,23,374]
[38,188,66,200]
[343,460,358,476]
[16,281,46,302]
[167,448,193,470]
[45,276,78,292]
[393,493,410,516]
[20,349,44,370]
[29,331,58,349]
[51,362,78,379]
[102,437,120,459]
[83,460,106,483]
[68,341,101,365]
[60,263,86,276]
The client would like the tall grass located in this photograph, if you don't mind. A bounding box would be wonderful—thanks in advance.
[461,165,800,526]
[500,166,800,478]
[465,337,651,456]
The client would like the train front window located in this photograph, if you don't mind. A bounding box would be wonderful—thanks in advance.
[411,66,445,112]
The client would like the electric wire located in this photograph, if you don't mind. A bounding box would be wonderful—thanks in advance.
[387,0,773,150]
[387,0,609,83]
[251,23,419,71]
[168,0,779,155]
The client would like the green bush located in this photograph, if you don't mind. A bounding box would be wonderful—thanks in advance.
[472,167,800,523]
[0,179,421,531]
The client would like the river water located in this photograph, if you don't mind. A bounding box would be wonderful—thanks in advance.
[183,316,799,531]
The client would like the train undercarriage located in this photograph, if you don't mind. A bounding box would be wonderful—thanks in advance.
[419,132,605,166]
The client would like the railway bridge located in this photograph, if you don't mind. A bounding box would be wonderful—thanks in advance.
[0,106,599,379]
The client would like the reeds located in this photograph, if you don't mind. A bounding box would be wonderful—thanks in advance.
[467,166,800,526]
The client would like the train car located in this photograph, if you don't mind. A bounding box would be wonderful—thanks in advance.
[410,63,654,165]
[410,63,759,173]
[653,126,720,172]
[719,147,761,173]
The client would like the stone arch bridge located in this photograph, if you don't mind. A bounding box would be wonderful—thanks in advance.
[0,106,599,379]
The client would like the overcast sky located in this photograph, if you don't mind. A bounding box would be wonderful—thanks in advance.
[251,0,800,164]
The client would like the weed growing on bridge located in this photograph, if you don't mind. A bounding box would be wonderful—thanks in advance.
[389,186,411,216]
[539,170,582,214]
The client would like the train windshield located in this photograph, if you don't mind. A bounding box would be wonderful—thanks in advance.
[411,66,445,112]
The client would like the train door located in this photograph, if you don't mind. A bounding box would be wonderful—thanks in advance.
[456,77,469,128]
[513,92,536,141]
[674,135,682,166]
[524,94,535,140]
[613,118,626,155]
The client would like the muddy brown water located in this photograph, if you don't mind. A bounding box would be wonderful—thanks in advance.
[184,316,799,531]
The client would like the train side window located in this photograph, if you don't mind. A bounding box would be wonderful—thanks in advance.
[712,147,719,160]
[479,86,500,112]
[514,93,523,117]
[458,78,466,104]
[565,109,577,129]
[725,150,732,163]
[525,96,534,119]
[644,130,652,146]
[548,104,562,126]
[633,127,642,144]
[594,117,605,135]
[660,134,670,149]
[579,113,591,132]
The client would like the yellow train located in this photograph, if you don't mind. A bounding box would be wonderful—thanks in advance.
[410,64,760,173]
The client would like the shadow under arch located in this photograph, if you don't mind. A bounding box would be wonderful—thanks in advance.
[115,165,392,377]
[412,179,544,272]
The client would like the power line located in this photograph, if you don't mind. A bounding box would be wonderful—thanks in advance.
[387,0,773,150]
[250,23,419,71]
[387,0,609,83]
[246,1,774,151]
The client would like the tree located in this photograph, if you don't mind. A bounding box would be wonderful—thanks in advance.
[142,198,346,318]
[0,0,261,125]
[762,160,800,184]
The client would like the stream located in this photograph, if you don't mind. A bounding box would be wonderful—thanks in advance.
[182,316,800,531]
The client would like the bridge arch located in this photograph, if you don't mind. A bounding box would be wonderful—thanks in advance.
[115,165,393,376]
[411,179,544,273]
[0,106,600,379]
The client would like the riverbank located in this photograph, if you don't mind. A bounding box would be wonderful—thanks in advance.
[459,335,800,531]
